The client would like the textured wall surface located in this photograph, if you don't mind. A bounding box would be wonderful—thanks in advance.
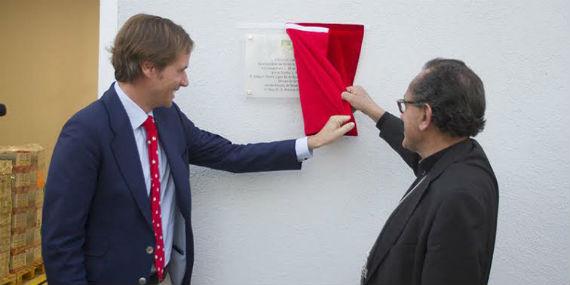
[111,1,570,284]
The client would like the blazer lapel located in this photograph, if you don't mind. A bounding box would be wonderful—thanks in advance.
[364,173,431,281]
[365,140,474,281]
[154,107,191,219]
[101,86,153,227]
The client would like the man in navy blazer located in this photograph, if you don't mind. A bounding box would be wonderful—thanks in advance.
[41,14,354,285]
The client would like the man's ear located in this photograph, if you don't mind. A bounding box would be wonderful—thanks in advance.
[419,104,432,131]
[141,61,155,78]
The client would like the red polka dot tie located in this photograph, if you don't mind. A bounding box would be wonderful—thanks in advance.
[143,115,165,280]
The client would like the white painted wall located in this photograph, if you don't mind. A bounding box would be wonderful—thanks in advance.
[98,0,118,96]
[102,1,570,284]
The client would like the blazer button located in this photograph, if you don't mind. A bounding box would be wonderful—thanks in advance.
[138,277,147,284]
[146,246,154,254]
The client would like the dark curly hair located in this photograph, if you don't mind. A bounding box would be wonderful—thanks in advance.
[411,58,486,137]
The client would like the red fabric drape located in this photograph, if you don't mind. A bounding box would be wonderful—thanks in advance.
[286,23,364,136]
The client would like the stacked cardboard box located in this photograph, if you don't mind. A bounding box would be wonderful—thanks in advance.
[0,160,12,277]
[0,144,45,274]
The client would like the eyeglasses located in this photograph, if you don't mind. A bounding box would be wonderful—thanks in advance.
[396,99,426,113]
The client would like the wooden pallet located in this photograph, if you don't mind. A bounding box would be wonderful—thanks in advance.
[12,262,44,285]
[21,273,45,285]
[0,274,17,285]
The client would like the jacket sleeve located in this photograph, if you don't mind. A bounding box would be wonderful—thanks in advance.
[421,190,488,285]
[175,105,302,173]
[376,112,420,172]
[41,116,99,285]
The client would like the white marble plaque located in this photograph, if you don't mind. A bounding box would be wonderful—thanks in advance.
[244,33,299,98]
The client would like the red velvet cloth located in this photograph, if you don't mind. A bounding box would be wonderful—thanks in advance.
[286,23,364,136]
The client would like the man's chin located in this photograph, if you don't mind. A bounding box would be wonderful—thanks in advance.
[401,139,412,152]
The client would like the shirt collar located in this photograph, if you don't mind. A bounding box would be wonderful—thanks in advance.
[416,142,459,177]
[114,82,153,130]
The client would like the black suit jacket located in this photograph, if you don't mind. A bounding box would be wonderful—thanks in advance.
[362,113,498,285]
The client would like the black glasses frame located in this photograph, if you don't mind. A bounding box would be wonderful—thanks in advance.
[396,99,426,113]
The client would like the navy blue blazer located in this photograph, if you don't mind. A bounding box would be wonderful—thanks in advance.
[42,84,302,285]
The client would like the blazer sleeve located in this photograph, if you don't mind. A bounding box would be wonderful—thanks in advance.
[421,189,488,285]
[42,115,99,285]
[175,106,302,173]
[376,112,420,172]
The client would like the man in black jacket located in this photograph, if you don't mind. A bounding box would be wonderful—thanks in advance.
[342,58,498,285]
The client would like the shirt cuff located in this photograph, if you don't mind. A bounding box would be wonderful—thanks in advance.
[295,137,313,162]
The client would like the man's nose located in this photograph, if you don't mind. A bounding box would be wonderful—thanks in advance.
[180,73,189,87]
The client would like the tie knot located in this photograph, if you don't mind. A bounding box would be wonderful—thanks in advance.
[143,115,157,137]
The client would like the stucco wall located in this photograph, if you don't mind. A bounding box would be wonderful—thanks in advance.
[102,1,570,284]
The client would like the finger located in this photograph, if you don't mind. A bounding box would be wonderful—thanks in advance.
[352,85,364,94]
[337,122,355,134]
[346,86,354,92]
[341,91,352,100]
[331,115,351,124]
